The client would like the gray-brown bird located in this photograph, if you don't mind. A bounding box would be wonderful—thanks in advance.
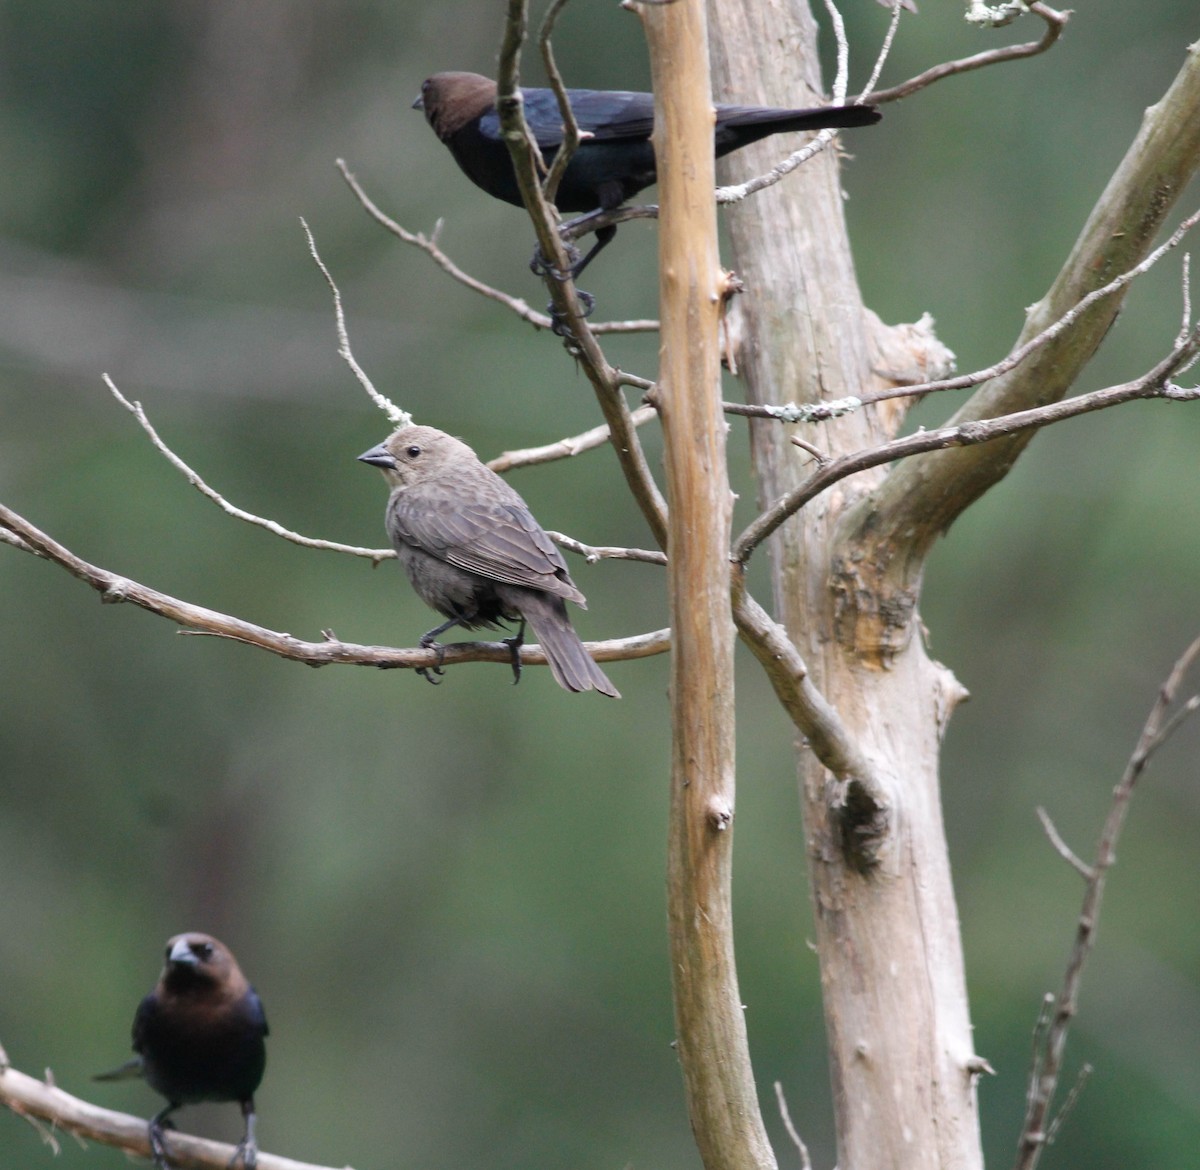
[96,933,268,1170]
[414,71,881,274]
[359,425,619,696]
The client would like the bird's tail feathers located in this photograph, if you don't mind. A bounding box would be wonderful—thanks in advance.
[722,102,881,135]
[522,594,620,698]
[93,1057,144,1082]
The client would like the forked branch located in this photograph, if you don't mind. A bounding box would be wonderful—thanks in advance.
[1015,635,1200,1170]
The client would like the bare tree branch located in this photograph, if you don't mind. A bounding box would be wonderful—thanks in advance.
[486,404,658,472]
[858,2,1069,106]
[0,503,669,672]
[545,531,667,566]
[728,206,1200,422]
[487,0,669,549]
[337,161,657,335]
[1035,807,1094,881]
[841,43,1200,623]
[1015,634,1200,1170]
[537,0,585,206]
[730,578,886,816]
[772,1082,813,1170]
[104,375,394,562]
[0,1058,347,1170]
[735,327,1200,564]
[301,217,409,425]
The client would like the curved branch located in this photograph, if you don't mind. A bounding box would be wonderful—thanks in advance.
[857,2,1069,106]
[841,42,1200,603]
[486,404,658,472]
[731,577,884,804]
[0,503,669,671]
[105,375,393,562]
[490,0,669,549]
[1015,634,1200,1170]
[735,332,1200,563]
[0,1058,343,1170]
[336,161,657,335]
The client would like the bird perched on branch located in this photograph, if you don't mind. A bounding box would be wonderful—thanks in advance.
[359,425,619,696]
[414,71,881,274]
[95,933,268,1170]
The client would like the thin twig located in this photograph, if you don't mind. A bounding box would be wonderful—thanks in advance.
[724,205,1199,426]
[736,324,1200,564]
[337,161,657,335]
[537,0,584,205]
[821,0,851,105]
[299,217,408,425]
[1043,1063,1092,1147]
[486,404,658,472]
[773,1082,814,1170]
[860,0,905,102]
[846,207,1200,409]
[715,0,859,206]
[0,502,670,672]
[545,531,667,565]
[1014,635,1200,1170]
[103,375,394,562]
[857,3,1069,106]
[1036,807,1095,881]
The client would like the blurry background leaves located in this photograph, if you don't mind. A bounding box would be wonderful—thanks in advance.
[1,2,1197,1168]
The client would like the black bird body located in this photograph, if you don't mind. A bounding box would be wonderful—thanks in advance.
[97,933,268,1170]
[415,71,881,214]
[359,425,619,696]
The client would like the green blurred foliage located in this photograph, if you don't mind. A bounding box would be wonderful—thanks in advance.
[1,2,1197,1168]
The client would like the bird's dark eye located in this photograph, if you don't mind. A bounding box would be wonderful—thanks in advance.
[406,445,422,459]
[193,942,213,960]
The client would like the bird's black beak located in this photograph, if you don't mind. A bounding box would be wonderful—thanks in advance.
[411,93,424,111]
[358,443,397,470]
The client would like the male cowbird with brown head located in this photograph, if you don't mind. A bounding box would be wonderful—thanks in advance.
[359,425,619,696]
[96,933,268,1170]
[414,71,881,273]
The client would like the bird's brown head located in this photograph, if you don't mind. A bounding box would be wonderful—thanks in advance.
[358,425,475,490]
[413,72,498,140]
[160,933,246,997]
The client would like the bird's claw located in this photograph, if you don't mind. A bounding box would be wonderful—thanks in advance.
[501,637,524,685]
[548,289,596,339]
[417,636,447,684]
[530,239,583,282]
[229,1140,258,1170]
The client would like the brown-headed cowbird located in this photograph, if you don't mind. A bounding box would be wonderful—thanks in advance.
[359,425,619,697]
[96,933,268,1170]
[414,71,881,272]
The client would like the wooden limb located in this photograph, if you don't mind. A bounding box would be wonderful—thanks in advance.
[639,2,776,1169]
[1015,635,1200,1170]
[0,503,669,671]
[841,43,1200,631]
[336,161,657,335]
[735,330,1200,565]
[0,1058,344,1170]
[858,3,1069,105]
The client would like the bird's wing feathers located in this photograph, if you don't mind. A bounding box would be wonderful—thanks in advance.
[392,490,581,600]
[478,87,657,149]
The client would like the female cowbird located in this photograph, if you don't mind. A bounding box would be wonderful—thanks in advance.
[96,933,268,1170]
[359,425,620,696]
[414,71,881,270]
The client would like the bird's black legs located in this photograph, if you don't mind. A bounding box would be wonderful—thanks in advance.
[148,1104,177,1170]
[416,609,480,684]
[229,1099,258,1170]
[501,618,527,685]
